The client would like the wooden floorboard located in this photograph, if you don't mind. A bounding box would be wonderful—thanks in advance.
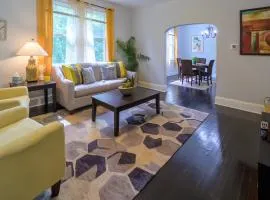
[135,76,259,200]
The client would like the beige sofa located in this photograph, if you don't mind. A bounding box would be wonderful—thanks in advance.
[52,63,136,111]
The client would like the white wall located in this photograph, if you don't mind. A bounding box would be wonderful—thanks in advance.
[178,24,217,78]
[132,0,270,108]
[0,0,132,87]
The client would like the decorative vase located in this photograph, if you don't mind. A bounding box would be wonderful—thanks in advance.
[26,56,38,82]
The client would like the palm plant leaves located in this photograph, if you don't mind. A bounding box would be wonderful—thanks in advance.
[116,37,150,72]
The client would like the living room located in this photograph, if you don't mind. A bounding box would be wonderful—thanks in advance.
[0,0,270,200]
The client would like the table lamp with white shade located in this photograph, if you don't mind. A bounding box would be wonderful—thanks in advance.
[17,39,48,82]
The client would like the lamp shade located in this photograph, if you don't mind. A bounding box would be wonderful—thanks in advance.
[17,40,48,56]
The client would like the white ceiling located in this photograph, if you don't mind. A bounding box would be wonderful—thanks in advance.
[105,0,170,7]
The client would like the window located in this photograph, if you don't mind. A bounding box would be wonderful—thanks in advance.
[53,1,106,64]
[166,29,175,64]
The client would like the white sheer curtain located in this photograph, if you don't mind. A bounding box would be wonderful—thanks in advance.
[54,0,96,63]
[84,7,96,63]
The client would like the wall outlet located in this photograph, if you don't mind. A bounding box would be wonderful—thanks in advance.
[261,121,269,130]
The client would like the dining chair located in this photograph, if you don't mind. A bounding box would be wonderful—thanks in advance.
[181,59,198,86]
[177,58,182,79]
[199,60,215,85]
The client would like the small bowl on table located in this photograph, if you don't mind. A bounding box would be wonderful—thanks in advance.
[118,86,136,96]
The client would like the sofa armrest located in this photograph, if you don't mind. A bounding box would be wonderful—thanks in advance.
[0,86,28,100]
[55,78,75,107]
[0,99,21,111]
[0,106,28,129]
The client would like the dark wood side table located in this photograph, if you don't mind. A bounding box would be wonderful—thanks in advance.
[92,87,160,137]
[10,81,57,113]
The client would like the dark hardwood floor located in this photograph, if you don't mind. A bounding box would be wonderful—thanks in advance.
[135,76,260,200]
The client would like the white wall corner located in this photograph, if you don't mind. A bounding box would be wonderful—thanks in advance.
[215,96,264,114]
[138,81,167,92]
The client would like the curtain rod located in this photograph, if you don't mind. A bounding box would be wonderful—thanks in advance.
[76,0,113,10]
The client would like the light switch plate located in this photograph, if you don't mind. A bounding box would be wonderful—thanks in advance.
[230,44,238,50]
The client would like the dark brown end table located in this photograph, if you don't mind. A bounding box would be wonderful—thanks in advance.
[10,81,57,113]
[92,87,160,137]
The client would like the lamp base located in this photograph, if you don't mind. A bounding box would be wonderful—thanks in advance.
[26,56,38,82]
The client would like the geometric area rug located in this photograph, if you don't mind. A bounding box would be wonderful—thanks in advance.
[32,101,208,200]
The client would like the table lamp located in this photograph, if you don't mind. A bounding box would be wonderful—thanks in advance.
[17,39,48,82]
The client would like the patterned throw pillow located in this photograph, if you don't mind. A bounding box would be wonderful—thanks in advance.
[81,67,96,84]
[62,64,83,85]
[71,64,83,85]
[101,64,117,80]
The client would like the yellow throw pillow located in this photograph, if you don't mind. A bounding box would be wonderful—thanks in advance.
[62,65,78,85]
[118,61,127,78]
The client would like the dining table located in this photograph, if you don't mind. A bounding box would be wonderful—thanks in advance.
[192,63,209,85]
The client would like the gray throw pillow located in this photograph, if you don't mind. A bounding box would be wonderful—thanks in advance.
[101,64,117,80]
[81,67,96,84]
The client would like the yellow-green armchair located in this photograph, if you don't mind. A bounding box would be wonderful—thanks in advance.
[0,86,30,112]
[0,106,65,200]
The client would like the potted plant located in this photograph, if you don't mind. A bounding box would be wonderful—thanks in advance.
[116,37,150,72]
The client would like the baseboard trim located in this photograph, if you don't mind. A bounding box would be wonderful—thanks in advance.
[138,81,167,92]
[215,96,263,114]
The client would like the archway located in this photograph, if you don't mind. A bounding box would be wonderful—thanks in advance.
[165,23,218,92]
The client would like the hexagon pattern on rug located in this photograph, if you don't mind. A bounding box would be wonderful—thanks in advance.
[120,133,144,147]
[99,175,136,200]
[162,122,182,132]
[66,141,88,161]
[75,155,106,178]
[156,140,181,156]
[177,134,192,144]
[107,152,135,173]
[143,136,162,149]
[32,100,208,200]
[126,114,146,125]
[128,167,153,191]
[141,123,160,135]
[118,152,136,165]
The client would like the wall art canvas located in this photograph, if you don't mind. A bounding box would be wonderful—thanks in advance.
[240,7,270,55]
[192,36,204,53]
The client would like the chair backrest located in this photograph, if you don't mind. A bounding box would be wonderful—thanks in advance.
[197,58,207,64]
[208,60,215,75]
[181,60,194,75]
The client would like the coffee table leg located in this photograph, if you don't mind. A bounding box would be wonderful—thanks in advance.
[156,94,160,115]
[114,110,119,137]
[92,99,97,122]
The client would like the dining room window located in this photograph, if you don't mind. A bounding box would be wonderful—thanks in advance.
[53,0,107,64]
[166,29,176,65]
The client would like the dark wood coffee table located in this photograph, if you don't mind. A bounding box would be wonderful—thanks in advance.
[92,87,160,137]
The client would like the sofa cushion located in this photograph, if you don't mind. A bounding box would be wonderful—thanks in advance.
[74,79,126,98]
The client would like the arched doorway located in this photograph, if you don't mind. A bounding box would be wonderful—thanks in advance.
[165,23,218,92]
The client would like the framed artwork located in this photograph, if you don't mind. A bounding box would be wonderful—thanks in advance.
[240,6,270,55]
[0,20,7,41]
[192,36,204,53]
